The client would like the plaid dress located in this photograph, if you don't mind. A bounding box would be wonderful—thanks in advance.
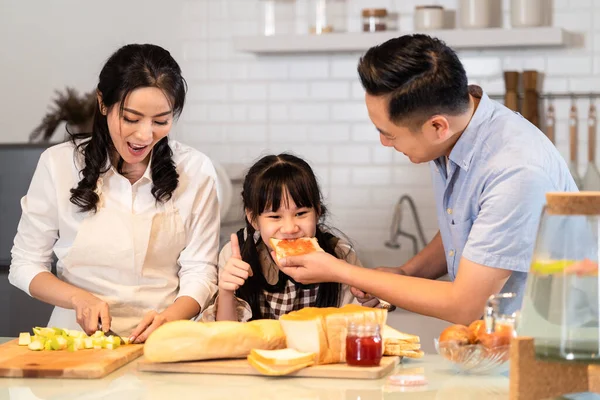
[260,279,319,320]
[201,229,362,323]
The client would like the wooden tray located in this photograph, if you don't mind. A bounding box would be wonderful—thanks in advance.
[138,355,400,380]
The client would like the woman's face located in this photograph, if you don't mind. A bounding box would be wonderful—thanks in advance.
[103,87,173,166]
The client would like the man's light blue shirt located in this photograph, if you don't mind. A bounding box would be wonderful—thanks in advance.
[431,87,578,315]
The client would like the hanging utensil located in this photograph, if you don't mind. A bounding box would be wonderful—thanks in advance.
[522,70,540,128]
[545,96,555,144]
[583,98,600,190]
[503,71,519,112]
[568,97,583,189]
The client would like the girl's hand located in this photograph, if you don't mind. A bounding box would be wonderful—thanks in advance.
[70,292,112,335]
[129,310,168,344]
[219,233,253,292]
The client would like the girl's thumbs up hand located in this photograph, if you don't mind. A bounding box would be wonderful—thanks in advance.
[219,233,253,292]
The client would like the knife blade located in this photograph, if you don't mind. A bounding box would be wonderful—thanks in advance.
[98,320,127,344]
[105,329,128,345]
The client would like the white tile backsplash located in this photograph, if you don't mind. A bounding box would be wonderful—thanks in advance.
[3,0,600,254]
[268,83,309,100]
[289,60,330,79]
[309,82,351,100]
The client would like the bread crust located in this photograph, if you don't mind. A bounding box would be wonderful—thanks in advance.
[143,319,286,363]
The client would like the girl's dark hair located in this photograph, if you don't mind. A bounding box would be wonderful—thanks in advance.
[69,43,187,212]
[357,34,470,128]
[235,154,342,320]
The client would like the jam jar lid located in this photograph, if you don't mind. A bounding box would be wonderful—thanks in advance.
[348,321,381,337]
[362,8,388,18]
[415,5,444,10]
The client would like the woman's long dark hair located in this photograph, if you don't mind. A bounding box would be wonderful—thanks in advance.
[235,154,343,320]
[69,44,187,212]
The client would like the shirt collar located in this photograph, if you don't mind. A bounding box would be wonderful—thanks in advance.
[102,151,154,183]
[448,86,494,172]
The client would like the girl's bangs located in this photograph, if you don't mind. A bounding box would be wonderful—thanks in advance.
[256,165,318,214]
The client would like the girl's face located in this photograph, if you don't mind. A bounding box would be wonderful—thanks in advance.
[247,194,319,251]
[101,87,173,168]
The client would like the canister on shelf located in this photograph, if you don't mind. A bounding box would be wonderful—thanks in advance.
[260,0,297,36]
[459,0,491,29]
[362,8,388,32]
[414,5,444,31]
[511,0,544,28]
[308,0,347,34]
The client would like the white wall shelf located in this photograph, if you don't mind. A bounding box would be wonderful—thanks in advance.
[234,27,568,55]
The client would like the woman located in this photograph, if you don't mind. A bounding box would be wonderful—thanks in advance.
[9,44,220,343]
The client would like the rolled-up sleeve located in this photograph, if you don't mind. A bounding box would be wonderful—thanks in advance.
[9,151,59,295]
[463,165,558,273]
[176,165,219,312]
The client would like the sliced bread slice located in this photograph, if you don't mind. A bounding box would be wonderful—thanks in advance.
[249,348,316,366]
[382,325,420,344]
[247,354,314,376]
[269,237,323,263]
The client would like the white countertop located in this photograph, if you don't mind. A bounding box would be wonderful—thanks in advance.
[1,337,598,400]
[0,336,512,400]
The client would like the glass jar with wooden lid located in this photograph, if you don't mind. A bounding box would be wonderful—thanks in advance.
[362,8,388,32]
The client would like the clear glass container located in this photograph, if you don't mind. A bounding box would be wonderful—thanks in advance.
[260,0,297,36]
[517,192,600,363]
[346,322,382,367]
[362,8,388,33]
[307,0,347,34]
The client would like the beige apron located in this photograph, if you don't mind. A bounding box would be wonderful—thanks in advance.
[48,177,186,337]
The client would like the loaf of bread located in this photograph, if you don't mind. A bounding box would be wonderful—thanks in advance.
[279,304,387,365]
[144,319,286,363]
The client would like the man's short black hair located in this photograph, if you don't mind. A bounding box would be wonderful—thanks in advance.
[358,34,470,127]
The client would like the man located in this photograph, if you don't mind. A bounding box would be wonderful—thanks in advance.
[277,34,577,325]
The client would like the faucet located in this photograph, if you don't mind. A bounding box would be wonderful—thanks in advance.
[385,195,428,256]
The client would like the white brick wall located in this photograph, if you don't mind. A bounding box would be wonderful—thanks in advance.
[173,0,600,253]
[4,0,591,254]
[175,0,600,252]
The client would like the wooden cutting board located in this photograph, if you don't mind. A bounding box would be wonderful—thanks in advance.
[0,339,144,379]
[137,355,400,380]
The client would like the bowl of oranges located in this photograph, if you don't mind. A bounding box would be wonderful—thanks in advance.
[435,318,514,374]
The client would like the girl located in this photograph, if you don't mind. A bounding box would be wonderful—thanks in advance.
[202,154,375,322]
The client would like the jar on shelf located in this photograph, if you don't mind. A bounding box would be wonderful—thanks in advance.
[260,0,297,36]
[346,322,383,367]
[459,0,491,29]
[511,0,544,28]
[414,5,444,31]
[307,0,347,34]
[362,8,388,33]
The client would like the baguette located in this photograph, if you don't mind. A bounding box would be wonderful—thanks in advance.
[144,319,286,363]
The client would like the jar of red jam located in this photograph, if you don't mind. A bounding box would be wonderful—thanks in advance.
[346,322,383,367]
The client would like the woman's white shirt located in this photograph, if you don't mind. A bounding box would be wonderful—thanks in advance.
[9,140,219,314]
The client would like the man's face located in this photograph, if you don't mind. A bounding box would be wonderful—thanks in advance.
[365,94,449,164]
